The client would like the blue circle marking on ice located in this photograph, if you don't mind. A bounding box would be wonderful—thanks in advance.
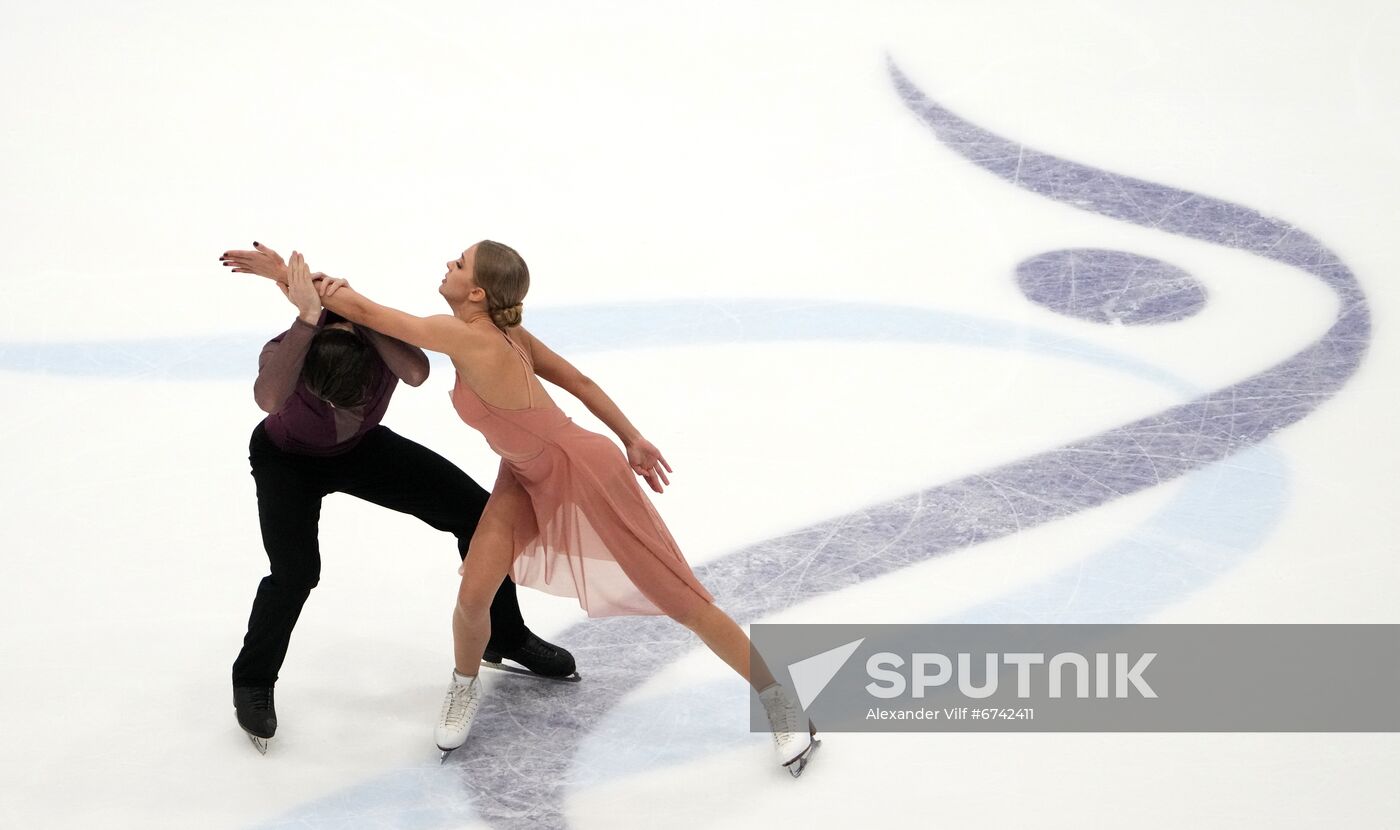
[1015,248,1207,325]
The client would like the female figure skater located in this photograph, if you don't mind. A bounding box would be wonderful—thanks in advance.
[290,242,817,775]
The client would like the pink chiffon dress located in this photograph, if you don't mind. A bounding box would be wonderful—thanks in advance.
[449,328,715,618]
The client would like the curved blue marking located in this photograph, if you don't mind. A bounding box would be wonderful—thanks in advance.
[0,300,1191,395]
[948,444,1288,624]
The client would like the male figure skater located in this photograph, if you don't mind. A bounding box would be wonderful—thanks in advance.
[224,242,576,754]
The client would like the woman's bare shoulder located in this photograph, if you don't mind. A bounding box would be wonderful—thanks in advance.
[452,319,513,356]
[445,318,490,340]
[513,325,547,351]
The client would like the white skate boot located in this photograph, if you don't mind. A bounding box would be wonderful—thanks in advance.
[435,671,485,762]
[758,683,819,778]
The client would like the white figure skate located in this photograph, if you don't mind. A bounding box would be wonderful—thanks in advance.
[758,683,820,778]
[435,671,485,763]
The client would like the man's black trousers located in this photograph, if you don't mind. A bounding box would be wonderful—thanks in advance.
[232,422,526,687]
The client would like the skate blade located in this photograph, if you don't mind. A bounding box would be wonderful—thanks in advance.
[784,738,820,778]
[480,658,581,683]
[439,748,455,764]
[245,732,269,755]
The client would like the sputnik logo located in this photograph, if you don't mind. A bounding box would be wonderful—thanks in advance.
[787,638,865,709]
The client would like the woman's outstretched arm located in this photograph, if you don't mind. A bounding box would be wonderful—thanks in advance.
[221,243,431,384]
[518,326,673,492]
[359,327,430,387]
[290,253,465,356]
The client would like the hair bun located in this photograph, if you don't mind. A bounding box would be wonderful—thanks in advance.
[489,302,525,329]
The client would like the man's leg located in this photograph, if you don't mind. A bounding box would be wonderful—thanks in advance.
[338,427,529,648]
[232,429,326,688]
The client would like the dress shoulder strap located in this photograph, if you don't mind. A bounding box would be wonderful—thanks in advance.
[499,327,535,407]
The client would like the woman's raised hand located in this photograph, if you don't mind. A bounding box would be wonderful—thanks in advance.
[626,438,673,494]
[316,276,351,298]
[286,251,322,325]
[221,241,288,283]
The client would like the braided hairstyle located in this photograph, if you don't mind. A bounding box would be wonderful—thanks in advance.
[473,240,530,329]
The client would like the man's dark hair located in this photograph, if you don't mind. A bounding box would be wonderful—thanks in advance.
[302,328,376,408]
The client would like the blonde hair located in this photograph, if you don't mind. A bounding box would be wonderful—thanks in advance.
[473,240,530,329]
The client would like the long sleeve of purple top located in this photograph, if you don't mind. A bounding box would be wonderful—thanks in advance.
[253,309,430,415]
[254,316,319,414]
[360,327,430,386]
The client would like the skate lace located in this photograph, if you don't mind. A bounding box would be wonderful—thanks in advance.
[494,632,555,661]
[247,687,274,711]
[521,637,556,659]
[761,688,800,747]
[439,679,481,729]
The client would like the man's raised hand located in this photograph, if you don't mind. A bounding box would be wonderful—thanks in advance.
[286,251,322,325]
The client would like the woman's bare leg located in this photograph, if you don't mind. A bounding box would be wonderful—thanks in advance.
[452,473,529,676]
[680,602,818,771]
[675,602,778,691]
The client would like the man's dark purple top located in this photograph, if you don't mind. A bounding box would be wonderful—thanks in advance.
[255,309,429,456]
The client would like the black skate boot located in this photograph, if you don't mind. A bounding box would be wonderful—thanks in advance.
[233,685,277,754]
[482,630,580,683]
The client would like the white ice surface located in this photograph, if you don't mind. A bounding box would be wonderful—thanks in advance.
[2,1,1398,828]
